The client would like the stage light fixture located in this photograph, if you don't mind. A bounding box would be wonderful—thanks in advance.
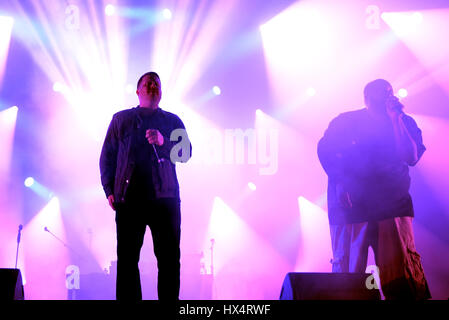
[0,15,15,85]
[24,177,35,187]
[105,4,116,16]
[381,11,423,36]
[248,182,256,191]
[306,87,316,97]
[0,16,14,24]
[52,82,63,92]
[397,88,408,98]
[212,85,221,95]
[162,9,172,20]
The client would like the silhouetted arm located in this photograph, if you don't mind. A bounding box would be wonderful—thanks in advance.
[100,115,118,198]
[391,114,425,166]
[317,116,349,181]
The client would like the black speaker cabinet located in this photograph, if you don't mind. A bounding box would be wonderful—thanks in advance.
[0,269,24,300]
[280,272,380,300]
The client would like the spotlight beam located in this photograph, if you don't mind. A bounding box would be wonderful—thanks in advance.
[0,16,14,87]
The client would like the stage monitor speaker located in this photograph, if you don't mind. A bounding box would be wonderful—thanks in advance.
[0,268,24,300]
[280,272,380,300]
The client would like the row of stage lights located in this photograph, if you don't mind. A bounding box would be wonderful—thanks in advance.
[17,80,409,201]
[52,81,409,99]
[10,0,407,197]
[23,175,256,206]
[23,177,54,200]
[53,81,222,96]
[18,82,408,202]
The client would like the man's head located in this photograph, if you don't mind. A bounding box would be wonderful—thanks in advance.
[136,72,162,108]
[364,79,393,113]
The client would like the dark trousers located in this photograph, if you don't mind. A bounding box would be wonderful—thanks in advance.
[115,198,181,301]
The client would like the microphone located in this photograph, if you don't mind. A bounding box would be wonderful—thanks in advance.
[387,95,405,115]
[152,144,164,163]
[15,225,23,269]
[17,225,23,244]
[44,226,49,232]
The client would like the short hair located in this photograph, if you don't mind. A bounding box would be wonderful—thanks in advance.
[137,72,160,89]
[363,79,391,100]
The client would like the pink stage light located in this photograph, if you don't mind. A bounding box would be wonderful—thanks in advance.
[52,81,64,92]
[0,106,18,176]
[259,1,337,106]
[295,196,332,272]
[397,88,408,98]
[203,197,290,299]
[212,85,221,96]
[24,177,35,188]
[12,0,130,142]
[0,106,22,268]
[22,197,70,299]
[0,106,20,271]
[151,0,238,99]
[381,11,423,37]
[247,182,256,191]
[260,4,334,66]
[0,16,14,88]
[381,9,449,96]
[203,197,247,277]
[306,87,316,97]
[162,8,172,20]
[104,4,116,16]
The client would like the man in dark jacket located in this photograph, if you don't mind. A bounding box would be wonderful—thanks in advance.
[317,79,430,299]
[100,71,191,300]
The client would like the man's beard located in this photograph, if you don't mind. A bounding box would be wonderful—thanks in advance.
[145,90,160,98]
[147,91,161,104]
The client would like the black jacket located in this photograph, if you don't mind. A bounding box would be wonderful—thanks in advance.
[99,106,191,204]
[317,108,425,225]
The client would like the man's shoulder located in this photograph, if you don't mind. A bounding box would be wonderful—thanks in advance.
[113,107,137,118]
[337,108,366,119]
[159,108,180,117]
[330,108,366,126]
[158,108,183,123]
[110,107,139,125]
